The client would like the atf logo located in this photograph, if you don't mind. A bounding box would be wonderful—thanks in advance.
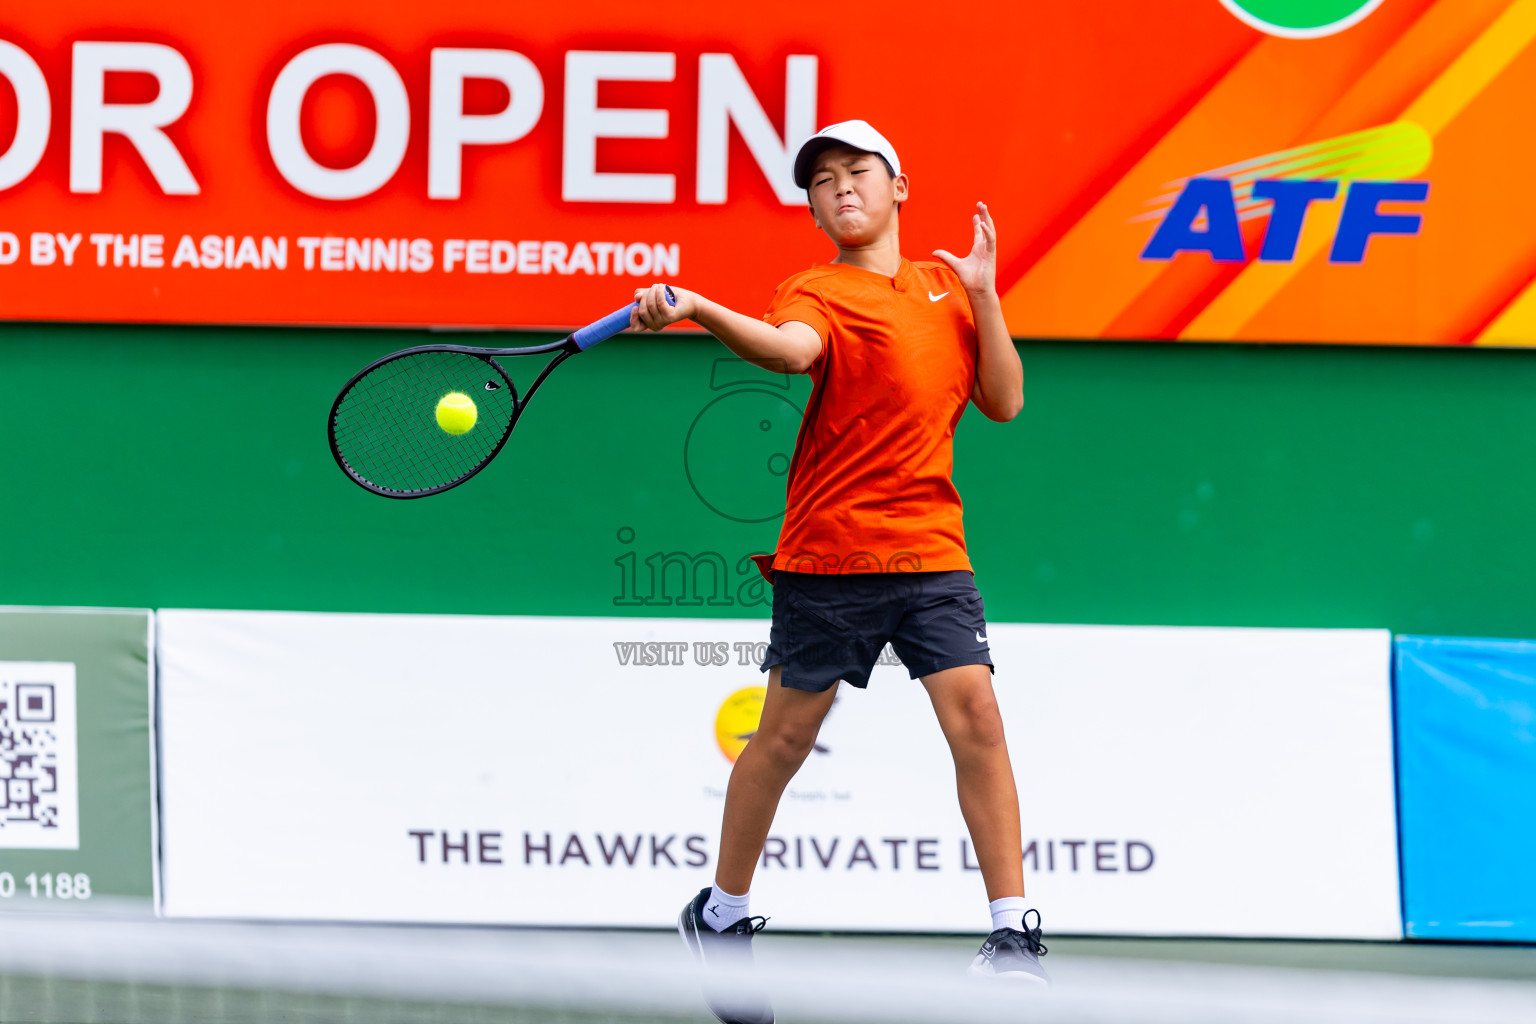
[1139,122,1431,265]
[1219,0,1385,39]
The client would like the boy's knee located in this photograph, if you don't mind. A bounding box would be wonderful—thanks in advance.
[954,690,1006,747]
[760,720,819,765]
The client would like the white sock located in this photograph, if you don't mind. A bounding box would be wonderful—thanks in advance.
[989,896,1029,933]
[704,884,750,932]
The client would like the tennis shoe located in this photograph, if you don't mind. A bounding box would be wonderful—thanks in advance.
[677,887,773,1024]
[968,908,1050,985]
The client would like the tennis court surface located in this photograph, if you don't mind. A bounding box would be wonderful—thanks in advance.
[2,911,1532,1024]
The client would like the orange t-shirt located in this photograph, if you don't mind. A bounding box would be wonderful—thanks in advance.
[753,258,978,579]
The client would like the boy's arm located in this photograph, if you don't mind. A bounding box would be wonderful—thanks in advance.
[935,201,1024,423]
[967,289,1024,423]
[630,284,823,374]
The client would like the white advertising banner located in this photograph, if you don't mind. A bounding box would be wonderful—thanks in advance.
[157,610,1400,938]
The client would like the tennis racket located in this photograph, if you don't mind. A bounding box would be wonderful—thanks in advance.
[328,287,675,498]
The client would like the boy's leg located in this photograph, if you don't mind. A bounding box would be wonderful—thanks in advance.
[677,667,839,1024]
[919,663,1024,901]
[714,665,839,895]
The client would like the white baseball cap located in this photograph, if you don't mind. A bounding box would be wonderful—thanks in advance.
[792,120,902,189]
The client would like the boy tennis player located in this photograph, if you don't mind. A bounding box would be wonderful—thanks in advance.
[630,120,1043,1020]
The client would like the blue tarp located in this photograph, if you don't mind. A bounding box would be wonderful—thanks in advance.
[1395,636,1536,942]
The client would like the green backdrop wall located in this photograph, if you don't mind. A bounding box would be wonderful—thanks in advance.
[2,323,1534,636]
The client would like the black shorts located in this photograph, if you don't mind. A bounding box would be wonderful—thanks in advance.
[762,570,994,692]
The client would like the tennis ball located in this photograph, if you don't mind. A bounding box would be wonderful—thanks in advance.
[435,392,478,435]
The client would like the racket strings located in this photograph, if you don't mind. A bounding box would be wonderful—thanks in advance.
[331,351,518,495]
[339,368,508,491]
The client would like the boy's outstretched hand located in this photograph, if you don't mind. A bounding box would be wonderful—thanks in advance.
[630,282,697,331]
[933,201,997,296]
[937,202,1021,422]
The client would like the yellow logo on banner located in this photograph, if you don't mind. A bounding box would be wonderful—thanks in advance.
[715,687,766,763]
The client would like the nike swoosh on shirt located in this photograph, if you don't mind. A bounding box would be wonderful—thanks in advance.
[928,290,950,302]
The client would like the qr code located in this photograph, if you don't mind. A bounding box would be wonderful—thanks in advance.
[0,663,78,850]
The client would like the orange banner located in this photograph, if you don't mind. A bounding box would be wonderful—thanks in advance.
[0,1,1532,343]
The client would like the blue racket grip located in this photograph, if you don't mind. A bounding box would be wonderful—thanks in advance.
[571,286,677,351]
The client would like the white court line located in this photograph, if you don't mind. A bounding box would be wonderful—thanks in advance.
[0,914,1532,1023]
